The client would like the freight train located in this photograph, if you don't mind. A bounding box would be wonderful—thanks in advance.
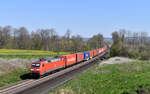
[30,46,107,77]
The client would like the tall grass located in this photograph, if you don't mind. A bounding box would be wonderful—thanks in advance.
[51,61,150,94]
[0,69,29,87]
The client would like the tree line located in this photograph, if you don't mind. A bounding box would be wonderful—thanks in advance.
[0,26,104,52]
[111,29,150,60]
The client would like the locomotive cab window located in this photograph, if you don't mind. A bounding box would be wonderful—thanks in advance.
[47,60,51,63]
[32,63,40,67]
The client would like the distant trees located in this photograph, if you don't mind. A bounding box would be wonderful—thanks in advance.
[111,29,150,60]
[0,26,12,48]
[31,31,42,50]
[71,35,85,52]
[112,31,120,44]
[0,26,105,52]
[87,33,104,49]
[15,27,31,49]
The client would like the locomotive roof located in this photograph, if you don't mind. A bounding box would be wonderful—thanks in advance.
[33,57,62,63]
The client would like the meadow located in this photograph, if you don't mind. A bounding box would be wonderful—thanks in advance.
[0,49,69,59]
[0,69,29,87]
[0,49,70,87]
[51,60,150,94]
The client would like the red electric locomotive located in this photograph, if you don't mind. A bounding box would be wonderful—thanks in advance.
[31,54,77,77]
[30,46,108,77]
[30,57,65,76]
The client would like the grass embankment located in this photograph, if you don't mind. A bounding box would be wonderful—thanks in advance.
[0,49,69,59]
[0,49,69,87]
[51,60,150,94]
[0,69,29,87]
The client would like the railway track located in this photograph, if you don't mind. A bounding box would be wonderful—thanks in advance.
[0,80,34,94]
[0,50,109,94]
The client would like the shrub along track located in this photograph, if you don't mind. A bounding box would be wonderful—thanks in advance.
[0,50,109,94]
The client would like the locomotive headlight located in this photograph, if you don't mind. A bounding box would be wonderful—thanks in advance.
[36,69,40,71]
[31,69,34,71]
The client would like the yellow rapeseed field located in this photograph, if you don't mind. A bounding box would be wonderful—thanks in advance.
[0,49,69,58]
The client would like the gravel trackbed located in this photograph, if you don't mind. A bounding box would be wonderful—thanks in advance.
[99,56,135,66]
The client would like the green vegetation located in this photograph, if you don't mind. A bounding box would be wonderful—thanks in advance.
[0,26,104,53]
[0,49,69,59]
[111,30,150,60]
[0,49,69,87]
[51,61,150,94]
[0,69,29,87]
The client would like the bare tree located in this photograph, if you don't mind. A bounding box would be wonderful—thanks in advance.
[0,26,12,48]
[14,27,30,49]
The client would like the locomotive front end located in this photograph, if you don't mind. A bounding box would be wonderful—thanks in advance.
[30,62,41,77]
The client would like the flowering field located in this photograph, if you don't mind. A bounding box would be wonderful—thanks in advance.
[0,49,69,59]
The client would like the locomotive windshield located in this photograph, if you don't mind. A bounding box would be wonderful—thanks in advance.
[32,63,40,67]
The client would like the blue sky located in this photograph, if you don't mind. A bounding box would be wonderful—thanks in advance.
[0,0,150,37]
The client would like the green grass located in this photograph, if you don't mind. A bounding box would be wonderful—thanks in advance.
[0,49,69,88]
[0,69,29,87]
[0,49,69,59]
[51,60,150,94]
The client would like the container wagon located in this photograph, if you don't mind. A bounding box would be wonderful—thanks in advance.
[94,50,97,56]
[60,54,77,66]
[76,52,84,63]
[30,46,108,77]
[89,50,94,58]
[98,48,103,54]
[84,52,90,60]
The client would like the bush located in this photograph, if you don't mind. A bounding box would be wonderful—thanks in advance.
[110,44,141,59]
[140,51,150,60]
[110,43,121,57]
[128,51,140,59]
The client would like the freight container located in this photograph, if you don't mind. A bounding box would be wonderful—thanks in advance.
[102,47,104,52]
[98,48,103,54]
[101,46,107,53]
[84,52,90,60]
[96,49,99,55]
[93,50,97,56]
[89,50,94,58]
[104,46,107,51]
[98,48,100,54]
[61,54,77,66]
[76,52,84,62]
